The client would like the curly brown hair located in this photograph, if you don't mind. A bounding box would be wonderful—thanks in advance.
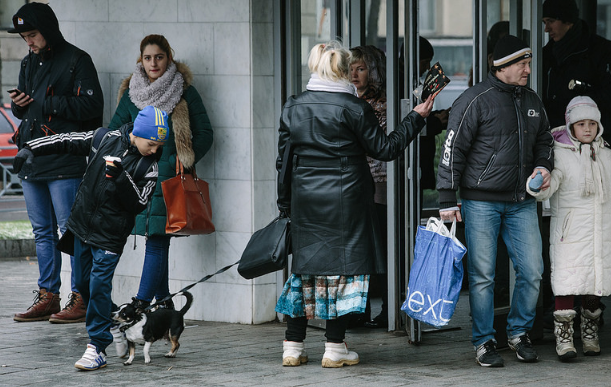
[350,45,386,98]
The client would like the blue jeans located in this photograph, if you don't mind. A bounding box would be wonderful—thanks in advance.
[22,178,81,294]
[461,199,543,347]
[73,237,121,353]
[136,235,171,302]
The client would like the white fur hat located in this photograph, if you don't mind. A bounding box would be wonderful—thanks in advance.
[565,96,603,133]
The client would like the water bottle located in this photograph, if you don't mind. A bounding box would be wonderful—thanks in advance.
[528,170,543,193]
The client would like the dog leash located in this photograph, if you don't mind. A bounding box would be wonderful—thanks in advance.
[144,260,241,312]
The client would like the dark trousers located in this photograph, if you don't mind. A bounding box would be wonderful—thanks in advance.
[73,237,121,353]
[285,316,348,343]
[373,203,388,317]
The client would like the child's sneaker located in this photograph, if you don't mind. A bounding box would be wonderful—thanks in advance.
[75,344,107,370]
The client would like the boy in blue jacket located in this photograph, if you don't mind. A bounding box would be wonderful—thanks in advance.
[13,106,168,370]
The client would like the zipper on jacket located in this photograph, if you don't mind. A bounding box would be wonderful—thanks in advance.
[477,154,497,185]
[513,87,524,201]
[144,201,152,237]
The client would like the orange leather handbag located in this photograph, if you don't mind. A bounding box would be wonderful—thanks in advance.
[162,159,215,235]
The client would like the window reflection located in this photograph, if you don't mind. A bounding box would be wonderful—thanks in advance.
[418,0,473,210]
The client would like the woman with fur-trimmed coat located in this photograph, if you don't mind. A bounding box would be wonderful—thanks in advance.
[108,35,213,321]
[527,96,611,361]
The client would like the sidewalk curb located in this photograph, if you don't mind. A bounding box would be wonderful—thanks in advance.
[0,239,36,259]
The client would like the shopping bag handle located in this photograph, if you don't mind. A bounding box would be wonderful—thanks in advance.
[425,217,457,237]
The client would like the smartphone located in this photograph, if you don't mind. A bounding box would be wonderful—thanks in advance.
[7,89,21,95]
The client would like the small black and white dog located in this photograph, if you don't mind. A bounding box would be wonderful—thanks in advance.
[112,291,193,365]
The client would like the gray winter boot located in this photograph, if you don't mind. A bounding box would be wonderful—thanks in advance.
[553,309,577,361]
[581,307,602,356]
[282,340,308,366]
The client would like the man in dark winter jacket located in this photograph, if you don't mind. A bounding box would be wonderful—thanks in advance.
[13,106,168,371]
[8,2,103,324]
[437,35,554,368]
[542,0,611,144]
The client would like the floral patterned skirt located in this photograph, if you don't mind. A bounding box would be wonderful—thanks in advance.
[275,274,369,320]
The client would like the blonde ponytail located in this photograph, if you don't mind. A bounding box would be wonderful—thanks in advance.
[307,40,351,83]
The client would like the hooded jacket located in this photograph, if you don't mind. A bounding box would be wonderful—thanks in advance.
[109,61,213,237]
[436,72,554,208]
[10,2,104,181]
[526,125,611,297]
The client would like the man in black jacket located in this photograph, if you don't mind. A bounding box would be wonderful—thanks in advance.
[8,2,103,324]
[542,0,611,144]
[437,35,554,368]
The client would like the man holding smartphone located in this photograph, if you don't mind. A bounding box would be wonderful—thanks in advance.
[8,2,103,324]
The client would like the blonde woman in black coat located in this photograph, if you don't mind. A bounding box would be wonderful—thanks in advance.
[276,41,433,368]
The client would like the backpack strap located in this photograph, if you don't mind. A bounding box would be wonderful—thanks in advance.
[132,155,156,182]
[91,127,110,150]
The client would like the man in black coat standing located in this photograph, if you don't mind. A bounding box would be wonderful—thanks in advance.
[542,0,611,144]
[8,2,104,324]
[437,35,554,368]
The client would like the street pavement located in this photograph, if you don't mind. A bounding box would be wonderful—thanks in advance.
[0,193,27,222]
[2,257,611,386]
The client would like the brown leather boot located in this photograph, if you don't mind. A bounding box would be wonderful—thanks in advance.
[14,289,61,322]
[49,291,86,323]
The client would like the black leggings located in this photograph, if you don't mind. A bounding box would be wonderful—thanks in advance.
[285,315,348,343]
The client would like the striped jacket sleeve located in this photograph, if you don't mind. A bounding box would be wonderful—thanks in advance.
[25,130,95,156]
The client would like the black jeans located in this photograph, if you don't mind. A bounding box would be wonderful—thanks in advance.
[285,316,348,343]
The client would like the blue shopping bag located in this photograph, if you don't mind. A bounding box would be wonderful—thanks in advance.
[401,217,466,328]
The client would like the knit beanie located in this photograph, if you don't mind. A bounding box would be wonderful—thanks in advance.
[542,0,579,24]
[132,106,169,142]
[492,35,532,69]
[565,96,603,133]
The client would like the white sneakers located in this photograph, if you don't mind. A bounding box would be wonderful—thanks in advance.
[321,342,359,368]
[110,325,128,358]
[75,344,107,371]
[282,341,309,366]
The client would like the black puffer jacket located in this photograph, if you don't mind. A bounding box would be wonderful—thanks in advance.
[277,90,425,275]
[10,2,103,180]
[437,72,554,209]
[542,20,611,144]
[26,124,160,254]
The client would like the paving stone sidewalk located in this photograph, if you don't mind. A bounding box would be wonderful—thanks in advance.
[1,257,611,387]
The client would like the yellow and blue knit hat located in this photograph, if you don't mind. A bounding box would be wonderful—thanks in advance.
[132,106,168,142]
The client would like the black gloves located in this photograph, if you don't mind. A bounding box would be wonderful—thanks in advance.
[12,147,34,173]
[105,159,123,179]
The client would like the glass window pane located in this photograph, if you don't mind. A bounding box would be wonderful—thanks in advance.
[597,1,611,39]
[419,0,473,210]
[300,0,337,91]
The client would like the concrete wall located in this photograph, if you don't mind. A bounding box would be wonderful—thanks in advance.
[0,0,278,323]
